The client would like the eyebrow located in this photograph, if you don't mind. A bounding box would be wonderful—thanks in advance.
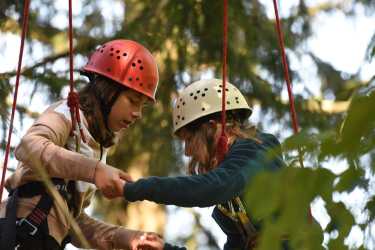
[132,92,149,103]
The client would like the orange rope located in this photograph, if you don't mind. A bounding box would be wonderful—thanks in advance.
[67,0,86,143]
[272,0,312,222]
[0,0,31,201]
[216,0,229,163]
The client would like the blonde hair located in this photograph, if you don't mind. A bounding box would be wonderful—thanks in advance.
[177,111,258,175]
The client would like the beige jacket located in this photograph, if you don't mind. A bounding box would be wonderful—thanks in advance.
[0,101,133,249]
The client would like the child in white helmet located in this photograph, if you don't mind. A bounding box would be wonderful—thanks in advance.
[0,40,164,250]
[121,79,290,249]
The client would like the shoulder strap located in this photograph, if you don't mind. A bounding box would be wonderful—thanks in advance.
[0,189,19,250]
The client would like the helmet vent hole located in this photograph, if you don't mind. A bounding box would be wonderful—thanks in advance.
[140,66,144,70]
[140,83,143,86]
[132,63,136,67]
[128,77,132,81]
[177,115,180,119]
[110,48,114,51]
[227,101,230,105]
[190,93,193,96]
[194,96,198,100]
[138,60,142,63]
[103,45,106,48]
[100,50,104,53]
[182,102,185,105]
[123,53,127,56]
[217,90,221,93]
[225,88,229,91]
[196,90,200,94]
[204,88,208,91]
[117,56,120,59]
[202,93,206,97]
[110,53,113,56]
[136,77,139,81]
[182,117,185,121]
[236,101,240,104]
[202,107,205,111]
[116,50,120,53]
[177,105,180,109]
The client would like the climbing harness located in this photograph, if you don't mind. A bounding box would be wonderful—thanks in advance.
[0,178,73,249]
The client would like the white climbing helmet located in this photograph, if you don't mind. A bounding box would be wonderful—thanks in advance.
[172,78,252,133]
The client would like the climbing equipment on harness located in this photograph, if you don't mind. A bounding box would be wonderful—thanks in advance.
[218,197,257,249]
[81,40,159,101]
[172,79,252,133]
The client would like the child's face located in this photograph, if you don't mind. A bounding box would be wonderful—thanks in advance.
[107,89,149,132]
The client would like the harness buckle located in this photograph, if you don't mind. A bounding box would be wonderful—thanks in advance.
[17,218,38,236]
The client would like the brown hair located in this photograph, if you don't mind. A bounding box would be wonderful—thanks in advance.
[79,75,127,148]
[177,111,258,175]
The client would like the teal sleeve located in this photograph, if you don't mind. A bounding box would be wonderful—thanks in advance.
[124,135,284,207]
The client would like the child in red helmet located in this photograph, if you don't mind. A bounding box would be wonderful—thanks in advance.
[0,40,163,250]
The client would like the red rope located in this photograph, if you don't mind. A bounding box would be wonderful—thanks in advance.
[68,0,86,143]
[216,0,229,163]
[272,0,312,222]
[0,0,31,201]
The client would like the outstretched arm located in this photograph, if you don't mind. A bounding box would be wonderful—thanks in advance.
[123,139,278,207]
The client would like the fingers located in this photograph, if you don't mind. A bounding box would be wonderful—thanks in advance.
[119,170,133,182]
[94,164,133,199]
[101,179,125,198]
[136,233,164,250]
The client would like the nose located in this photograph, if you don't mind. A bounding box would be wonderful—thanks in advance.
[131,110,142,120]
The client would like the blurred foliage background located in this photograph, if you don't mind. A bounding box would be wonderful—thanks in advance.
[1,0,374,249]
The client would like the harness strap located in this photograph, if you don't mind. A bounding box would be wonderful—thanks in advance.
[16,178,69,239]
[0,178,72,249]
[218,196,257,248]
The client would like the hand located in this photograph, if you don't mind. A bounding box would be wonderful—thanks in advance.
[94,163,132,199]
[114,229,164,250]
[131,232,164,250]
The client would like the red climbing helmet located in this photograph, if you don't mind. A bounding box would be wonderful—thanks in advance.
[82,39,159,101]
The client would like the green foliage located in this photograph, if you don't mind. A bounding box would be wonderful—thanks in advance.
[245,167,332,249]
